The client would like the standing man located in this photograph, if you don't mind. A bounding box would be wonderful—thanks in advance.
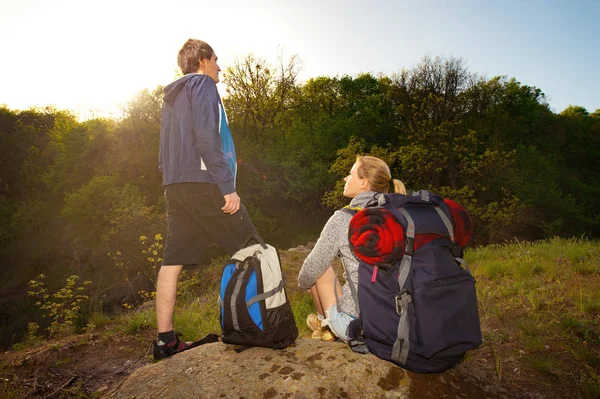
[154,39,258,360]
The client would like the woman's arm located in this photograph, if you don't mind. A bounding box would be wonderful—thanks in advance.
[298,210,352,289]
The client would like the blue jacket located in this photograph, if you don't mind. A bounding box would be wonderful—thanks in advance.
[159,74,237,195]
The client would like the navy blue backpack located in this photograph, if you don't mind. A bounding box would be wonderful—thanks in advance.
[343,190,482,373]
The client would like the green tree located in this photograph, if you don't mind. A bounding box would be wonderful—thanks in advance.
[223,52,300,145]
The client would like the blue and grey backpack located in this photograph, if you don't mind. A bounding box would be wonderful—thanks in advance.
[219,235,298,349]
[343,190,482,373]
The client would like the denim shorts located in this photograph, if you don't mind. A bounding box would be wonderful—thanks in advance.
[326,305,356,342]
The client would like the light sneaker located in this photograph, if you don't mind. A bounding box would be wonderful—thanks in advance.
[319,327,336,341]
[306,314,322,332]
[307,313,337,341]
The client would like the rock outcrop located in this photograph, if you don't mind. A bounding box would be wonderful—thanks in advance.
[106,338,519,399]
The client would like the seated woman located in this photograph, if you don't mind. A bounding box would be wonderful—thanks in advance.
[298,156,406,342]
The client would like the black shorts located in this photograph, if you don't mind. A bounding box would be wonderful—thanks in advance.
[162,182,258,266]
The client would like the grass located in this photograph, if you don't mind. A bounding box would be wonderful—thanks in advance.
[525,355,559,377]
[467,237,600,398]
[172,301,220,341]
[6,237,599,398]
[288,292,315,336]
[0,380,25,399]
[481,261,509,279]
[52,357,72,367]
[87,311,111,329]
[117,308,155,334]
[516,316,545,337]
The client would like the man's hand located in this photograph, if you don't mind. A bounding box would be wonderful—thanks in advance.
[222,192,241,214]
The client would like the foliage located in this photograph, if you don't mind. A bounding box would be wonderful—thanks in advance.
[0,51,599,349]
[223,52,300,145]
[110,233,165,309]
[139,233,164,288]
[27,274,91,336]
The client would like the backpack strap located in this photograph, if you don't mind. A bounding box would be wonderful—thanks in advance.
[391,208,415,365]
[339,205,362,314]
[434,206,455,243]
[338,252,369,354]
[242,233,267,249]
[411,190,430,202]
[336,252,360,316]
[230,262,250,332]
[434,206,472,274]
[410,189,437,202]
[189,333,220,348]
[342,205,363,214]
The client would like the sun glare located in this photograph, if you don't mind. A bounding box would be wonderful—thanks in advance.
[1,0,307,120]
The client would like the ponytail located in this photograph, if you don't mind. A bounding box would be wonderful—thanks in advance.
[391,178,407,195]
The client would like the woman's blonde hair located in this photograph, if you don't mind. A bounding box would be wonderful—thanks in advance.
[356,155,406,194]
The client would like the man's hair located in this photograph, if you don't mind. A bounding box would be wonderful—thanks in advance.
[177,39,214,75]
[356,155,407,194]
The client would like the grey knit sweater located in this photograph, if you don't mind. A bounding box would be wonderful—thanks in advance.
[298,191,381,317]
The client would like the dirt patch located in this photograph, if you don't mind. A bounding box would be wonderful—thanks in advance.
[1,328,154,398]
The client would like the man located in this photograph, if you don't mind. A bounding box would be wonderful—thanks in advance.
[154,39,258,360]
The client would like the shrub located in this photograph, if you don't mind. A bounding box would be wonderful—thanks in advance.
[27,274,91,336]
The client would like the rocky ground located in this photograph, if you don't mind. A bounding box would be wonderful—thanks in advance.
[0,247,590,398]
[1,331,560,399]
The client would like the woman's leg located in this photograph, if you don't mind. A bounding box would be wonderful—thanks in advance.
[308,286,324,316]
[309,267,343,317]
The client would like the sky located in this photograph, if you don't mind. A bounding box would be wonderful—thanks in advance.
[0,0,598,119]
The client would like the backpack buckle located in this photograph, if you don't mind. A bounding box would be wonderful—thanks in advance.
[452,242,462,258]
[404,237,415,256]
[395,290,412,315]
[349,339,370,354]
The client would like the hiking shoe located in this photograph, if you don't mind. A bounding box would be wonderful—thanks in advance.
[153,334,194,361]
[306,314,322,332]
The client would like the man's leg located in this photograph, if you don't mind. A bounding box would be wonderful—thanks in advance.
[153,184,207,360]
[156,265,184,333]
[154,264,197,360]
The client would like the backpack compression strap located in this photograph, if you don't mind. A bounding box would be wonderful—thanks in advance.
[246,279,285,307]
[392,208,415,365]
[218,279,286,309]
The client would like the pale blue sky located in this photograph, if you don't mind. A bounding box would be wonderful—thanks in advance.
[0,0,598,118]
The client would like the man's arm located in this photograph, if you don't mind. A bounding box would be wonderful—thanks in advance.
[188,77,235,196]
[188,77,240,214]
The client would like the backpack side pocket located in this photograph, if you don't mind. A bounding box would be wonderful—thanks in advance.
[411,272,481,359]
